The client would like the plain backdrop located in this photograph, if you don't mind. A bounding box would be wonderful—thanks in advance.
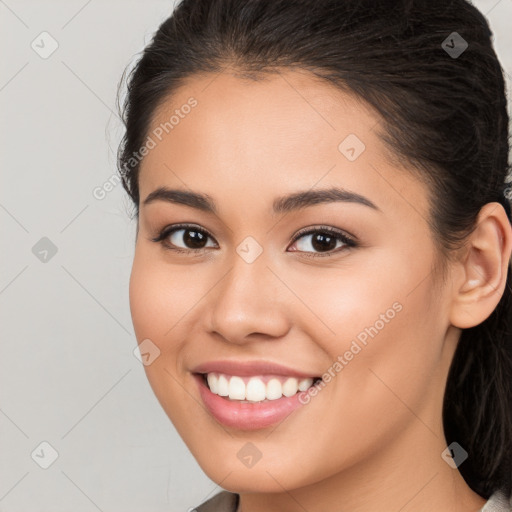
[1,1,511,511]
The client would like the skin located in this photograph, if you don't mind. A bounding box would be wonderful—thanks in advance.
[128,69,512,512]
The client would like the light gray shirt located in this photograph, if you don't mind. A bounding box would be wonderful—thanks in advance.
[195,488,512,511]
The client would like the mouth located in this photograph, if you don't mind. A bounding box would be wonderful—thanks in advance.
[196,372,323,403]
[193,371,323,429]
[190,360,324,429]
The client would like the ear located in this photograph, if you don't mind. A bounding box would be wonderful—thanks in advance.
[449,202,512,329]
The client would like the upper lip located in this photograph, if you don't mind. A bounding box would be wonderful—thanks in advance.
[191,360,319,378]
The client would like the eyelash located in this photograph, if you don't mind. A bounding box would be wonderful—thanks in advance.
[150,223,357,258]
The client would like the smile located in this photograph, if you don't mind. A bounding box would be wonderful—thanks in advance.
[202,372,321,403]
[193,370,323,430]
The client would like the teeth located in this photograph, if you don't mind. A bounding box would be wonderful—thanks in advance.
[228,376,245,400]
[217,374,229,396]
[246,377,267,401]
[282,377,298,397]
[207,373,218,394]
[298,378,313,391]
[266,378,283,400]
[204,373,315,402]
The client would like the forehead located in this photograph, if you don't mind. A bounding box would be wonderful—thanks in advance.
[143,69,378,169]
[138,69,430,222]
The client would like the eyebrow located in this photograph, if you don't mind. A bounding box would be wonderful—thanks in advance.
[142,186,380,214]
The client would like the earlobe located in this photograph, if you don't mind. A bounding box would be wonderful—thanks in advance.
[449,202,512,329]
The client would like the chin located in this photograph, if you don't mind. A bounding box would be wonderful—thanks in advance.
[206,467,300,494]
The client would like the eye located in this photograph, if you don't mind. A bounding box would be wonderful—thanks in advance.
[151,223,357,258]
[288,226,357,258]
[151,224,217,254]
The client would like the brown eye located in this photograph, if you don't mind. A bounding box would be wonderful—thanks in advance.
[172,228,209,249]
[288,226,356,258]
[152,224,217,253]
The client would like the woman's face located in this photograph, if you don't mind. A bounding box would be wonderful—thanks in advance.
[129,70,459,493]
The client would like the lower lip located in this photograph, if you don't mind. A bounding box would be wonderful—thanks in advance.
[194,374,308,430]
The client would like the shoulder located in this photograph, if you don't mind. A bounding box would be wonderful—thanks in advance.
[194,491,239,512]
[480,489,512,512]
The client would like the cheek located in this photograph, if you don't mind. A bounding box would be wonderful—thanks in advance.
[128,248,208,399]
[301,247,444,422]
[128,254,198,430]
[293,250,429,359]
[320,284,443,442]
[129,249,195,345]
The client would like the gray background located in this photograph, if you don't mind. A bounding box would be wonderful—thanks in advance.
[1,1,511,511]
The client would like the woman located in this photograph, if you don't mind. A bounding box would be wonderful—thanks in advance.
[117,0,512,510]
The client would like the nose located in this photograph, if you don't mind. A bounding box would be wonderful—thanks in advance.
[207,250,291,345]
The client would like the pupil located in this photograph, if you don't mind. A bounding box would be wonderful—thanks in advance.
[184,229,207,249]
[312,233,336,252]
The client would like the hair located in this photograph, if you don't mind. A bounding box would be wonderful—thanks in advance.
[116,0,512,499]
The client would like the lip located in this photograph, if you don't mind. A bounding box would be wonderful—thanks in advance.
[193,373,310,430]
[190,359,319,378]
